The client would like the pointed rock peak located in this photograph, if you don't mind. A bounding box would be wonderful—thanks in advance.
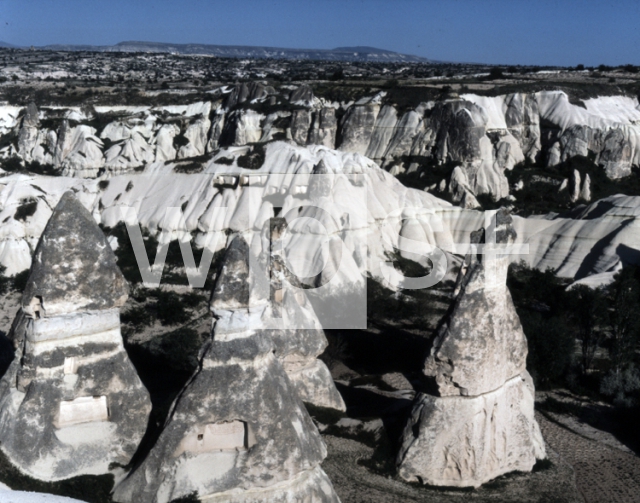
[309,160,333,198]
[492,207,517,245]
[22,102,39,127]
[211,235,269,311]
[22,191,128,318]
[312,159,330,175]
[290,84,314,105]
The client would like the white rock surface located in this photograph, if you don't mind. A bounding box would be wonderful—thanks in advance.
[1,141,640,294]
[0,490,87,503]
[397,372,545,488]
[112,236,339,503]
[0,192,151,481]
[398,211,545,487]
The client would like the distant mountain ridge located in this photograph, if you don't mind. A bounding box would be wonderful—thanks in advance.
[2,40,432,62]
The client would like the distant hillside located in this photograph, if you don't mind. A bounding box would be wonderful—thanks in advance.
[9,40,432,63]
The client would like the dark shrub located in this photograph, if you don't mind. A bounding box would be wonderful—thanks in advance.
[14,198,38,221]
[12,269,29,292]
[236,144,265,170]
[0,265,10,295]
[155,291,191,326]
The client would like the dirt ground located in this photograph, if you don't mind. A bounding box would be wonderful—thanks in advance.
[323,406,640,503]
[537,412,640,503]
[322,434,582,503]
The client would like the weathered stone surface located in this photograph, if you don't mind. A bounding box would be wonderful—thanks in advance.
[54,122,105,178]
[398,209,545,488]
[154,123,179,162]
[210,235,269,311]
[22,191,129,318]
[599,127,633,179]
[432,100,488,164]
[580,173,591,202]
[397,372,545,488]
[224,83,270,109]
[338,103,380,155]
[365,105,398,160]
[423,210,527,397]
[384,110,424,160]
[308,108,337,148]
[267,284,345,411]
[0,192,150,481]
[570,169,582,203]
[290,109,311,145]
[104,131,155,173]
[178,115,211,159]
[504,93,541,162]
[113,235,339,503]
[222,110,264,146]
[206,112,226,152]
[290,85,315,107]
[17,103,40,162]
[0,488,88,502]
[448,167,481,209]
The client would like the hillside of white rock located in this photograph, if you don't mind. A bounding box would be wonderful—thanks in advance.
[0,140,638,291]
[2,88,640,207]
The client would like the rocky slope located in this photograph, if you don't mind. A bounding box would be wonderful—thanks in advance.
[0,140,638,292]
[2,89,639,204]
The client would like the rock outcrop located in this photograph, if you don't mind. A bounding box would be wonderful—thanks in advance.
[2,139,639,295]
[397,209,546,488]
[113,236,340,503]
[3,89,640,193]
[267,218,346,411]
[338,103,380,155]
[0,191,151,481]
[17,103,41,163]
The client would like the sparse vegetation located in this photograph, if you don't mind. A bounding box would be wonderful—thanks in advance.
[236,143,265,170]
[14,197,38,221]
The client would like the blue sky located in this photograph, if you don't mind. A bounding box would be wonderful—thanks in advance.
[0,0,637,66]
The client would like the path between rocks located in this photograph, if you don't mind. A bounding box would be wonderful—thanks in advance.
[537,412,640,503]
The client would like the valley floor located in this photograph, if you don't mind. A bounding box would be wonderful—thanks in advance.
[322,433,581,503]
[537,412,640,503]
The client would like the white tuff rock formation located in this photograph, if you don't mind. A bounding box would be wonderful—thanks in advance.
[266,217,346,411]
[0,191,151,481]
[397,209,546,488]
[113,236,340,503]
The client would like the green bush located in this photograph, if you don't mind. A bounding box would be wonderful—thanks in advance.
[215,156,233,165]
[102,222,159,285]
[508,262,575,387]
[507,156,640,216]
[173,132,189,149]
[600,366,640,408]
[120,305,154,334]
[0,156,23,172]
[170,492,200,503]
